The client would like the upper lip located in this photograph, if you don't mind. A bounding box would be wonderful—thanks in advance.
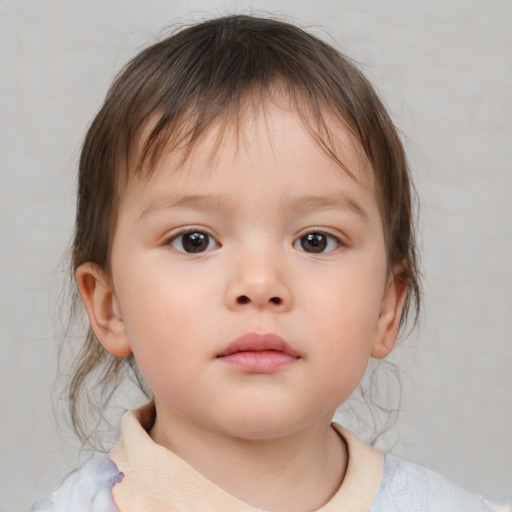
[217,332,301,358]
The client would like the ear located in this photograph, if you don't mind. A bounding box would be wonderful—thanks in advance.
[371,274,408,359]
[75,262,132,357]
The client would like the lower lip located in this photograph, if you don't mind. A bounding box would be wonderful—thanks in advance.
[218,350,298,372]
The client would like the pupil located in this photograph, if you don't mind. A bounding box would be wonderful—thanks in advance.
[183,232,208,253]
[301,233,326,253]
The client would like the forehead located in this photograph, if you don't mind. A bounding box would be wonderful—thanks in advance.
[132,95,373,190]
[117,101,380,229]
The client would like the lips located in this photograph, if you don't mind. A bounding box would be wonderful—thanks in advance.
[216,333,300,372]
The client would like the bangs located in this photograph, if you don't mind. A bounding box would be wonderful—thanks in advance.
[100,16,375,181]
[133,83,361,184]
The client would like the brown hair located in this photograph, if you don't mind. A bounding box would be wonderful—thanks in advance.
[68,15,421,443]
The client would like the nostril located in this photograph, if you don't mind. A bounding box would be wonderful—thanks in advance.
[235,295,283,305]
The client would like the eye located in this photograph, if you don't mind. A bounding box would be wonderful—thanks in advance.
[170,230,219,253]
[294,232,340,254]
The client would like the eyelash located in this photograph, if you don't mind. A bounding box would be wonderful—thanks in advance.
[166,229,343,255]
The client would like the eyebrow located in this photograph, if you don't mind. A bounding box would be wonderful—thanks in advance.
[139,192,369,223]
[283,194,370,224]
[139,194,231,219]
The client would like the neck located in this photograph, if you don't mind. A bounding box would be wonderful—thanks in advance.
[149,403,347,512]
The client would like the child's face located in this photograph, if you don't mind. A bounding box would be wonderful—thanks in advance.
[78,101,405,440]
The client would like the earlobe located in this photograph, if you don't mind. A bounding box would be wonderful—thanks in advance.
[371,275,408,359]
[75,262,132,357]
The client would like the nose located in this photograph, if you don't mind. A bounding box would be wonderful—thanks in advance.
[223,251,293,312]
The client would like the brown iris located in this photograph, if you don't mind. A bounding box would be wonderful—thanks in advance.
[300,233,327,253]
[181,232,210,253]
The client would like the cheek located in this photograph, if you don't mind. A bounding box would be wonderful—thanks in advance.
[308,264,384,336]
[115,267,207,375]
[302,264,386,380]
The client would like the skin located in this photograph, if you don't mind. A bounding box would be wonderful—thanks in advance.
[76,100,406,512]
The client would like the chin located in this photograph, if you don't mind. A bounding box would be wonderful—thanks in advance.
[212,409,326,441]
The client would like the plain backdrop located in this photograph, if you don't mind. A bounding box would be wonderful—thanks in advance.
[1,1,511,510]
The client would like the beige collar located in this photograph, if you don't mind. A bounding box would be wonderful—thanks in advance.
[110,403,383,512]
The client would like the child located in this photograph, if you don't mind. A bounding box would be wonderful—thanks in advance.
[34,15,496,512]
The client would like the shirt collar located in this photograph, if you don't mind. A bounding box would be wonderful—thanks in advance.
[110,402,384,512]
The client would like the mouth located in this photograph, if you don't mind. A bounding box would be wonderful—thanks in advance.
[216,332,300,373]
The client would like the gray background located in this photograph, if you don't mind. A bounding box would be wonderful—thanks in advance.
[1,1,511,510]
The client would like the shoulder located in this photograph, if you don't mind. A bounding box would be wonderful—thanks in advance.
[370,454,492,512]
[31,452,123,512]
